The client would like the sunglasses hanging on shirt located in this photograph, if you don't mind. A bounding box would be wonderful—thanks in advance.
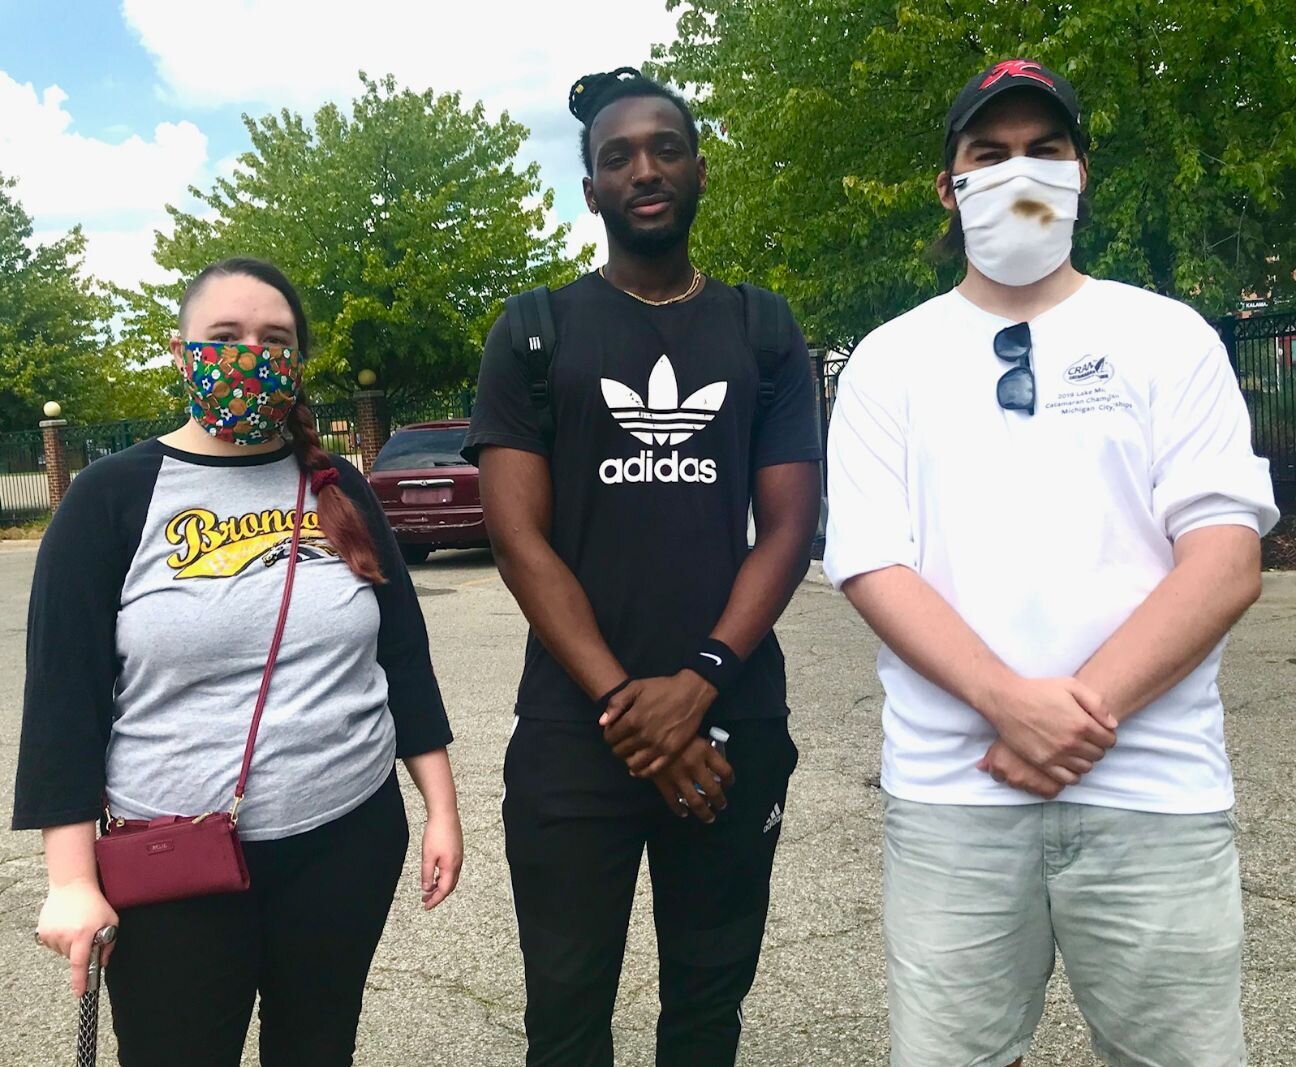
[994,321,1035,416]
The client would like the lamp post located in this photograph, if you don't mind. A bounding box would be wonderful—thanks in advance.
[39,401,70,512]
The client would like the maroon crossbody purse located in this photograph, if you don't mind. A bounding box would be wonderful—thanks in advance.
[95,472,307,911]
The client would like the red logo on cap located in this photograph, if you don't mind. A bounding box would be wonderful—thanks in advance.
[980,60,1055,91]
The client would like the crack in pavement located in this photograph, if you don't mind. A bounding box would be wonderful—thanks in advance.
[1242,879,1296,906]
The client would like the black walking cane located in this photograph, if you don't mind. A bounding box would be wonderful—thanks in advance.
[76,925,116,1066]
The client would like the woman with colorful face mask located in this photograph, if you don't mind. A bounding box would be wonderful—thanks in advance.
[14,258,463,1066]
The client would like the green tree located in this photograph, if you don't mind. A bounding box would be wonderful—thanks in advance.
[652,0,1296,349]
[0,177,149,430]
[122,74,591,401]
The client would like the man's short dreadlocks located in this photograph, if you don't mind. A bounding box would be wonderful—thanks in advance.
[569,67,699,175]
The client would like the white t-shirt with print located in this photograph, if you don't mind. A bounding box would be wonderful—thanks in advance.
[824,279,1279,814]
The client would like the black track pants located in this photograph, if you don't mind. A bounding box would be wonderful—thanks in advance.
[503,717,798,1067]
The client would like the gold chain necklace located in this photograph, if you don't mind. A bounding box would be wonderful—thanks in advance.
[600,266,703,306]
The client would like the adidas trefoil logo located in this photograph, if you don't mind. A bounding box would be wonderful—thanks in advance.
[599,355,727,486]
[602,355,727,446]
[763,802,784,834]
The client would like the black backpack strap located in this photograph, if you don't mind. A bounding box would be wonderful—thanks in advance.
[737,283,793,412]
[504,285,557,448]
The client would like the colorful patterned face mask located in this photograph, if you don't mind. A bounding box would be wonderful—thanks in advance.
[183,343,304,446]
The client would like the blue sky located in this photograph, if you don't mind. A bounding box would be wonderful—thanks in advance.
[0,0,681,290]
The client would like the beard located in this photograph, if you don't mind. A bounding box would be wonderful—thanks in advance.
[600,183,701,257]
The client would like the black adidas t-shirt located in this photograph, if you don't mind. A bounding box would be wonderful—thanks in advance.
[464,271,821,721]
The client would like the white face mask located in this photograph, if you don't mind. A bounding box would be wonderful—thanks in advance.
[952,156,1081,286]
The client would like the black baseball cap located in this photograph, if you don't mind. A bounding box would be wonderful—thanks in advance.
[945,59,1083,150]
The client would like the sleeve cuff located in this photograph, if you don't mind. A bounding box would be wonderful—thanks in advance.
[822,550,917,591]
[753,447,824,470]
[395,727,454,758]
[1170,508,1261,542]
[461,432,549,466]
[1165,491,1270,541]
[1154,459,1279,540]
[387,673,455,757]
[11,803,103,832]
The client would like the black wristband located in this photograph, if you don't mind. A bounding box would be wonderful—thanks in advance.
[597,678,633,710]
[685,639,742,693]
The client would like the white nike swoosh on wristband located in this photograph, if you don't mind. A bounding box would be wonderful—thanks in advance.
[700,653,723,666]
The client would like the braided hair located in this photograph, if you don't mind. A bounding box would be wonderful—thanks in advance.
[569,67,698,175]
[178,258,385,584]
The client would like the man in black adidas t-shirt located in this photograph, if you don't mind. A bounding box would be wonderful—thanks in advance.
[464,67,822,1067]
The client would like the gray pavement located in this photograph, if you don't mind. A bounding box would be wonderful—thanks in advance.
[0,539,1292,1065]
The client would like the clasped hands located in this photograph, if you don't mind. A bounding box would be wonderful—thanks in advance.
[977,676,1119,799]
[599,671,733,823]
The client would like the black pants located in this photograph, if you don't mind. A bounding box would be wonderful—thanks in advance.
[503,717,798,1067]
[106,771,408,1067]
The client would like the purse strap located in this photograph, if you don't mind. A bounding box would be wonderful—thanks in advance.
[229,469,308,823]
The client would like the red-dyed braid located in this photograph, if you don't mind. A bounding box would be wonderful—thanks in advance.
[286,397,385,584]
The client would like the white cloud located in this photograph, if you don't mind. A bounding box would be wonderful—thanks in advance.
[0,71,207,288]
[80,227,175,289]
[122,0,682,220]
[566,209,607,265]
[0,72,207,223]
[122,1,680,116]
[32,221,176,296]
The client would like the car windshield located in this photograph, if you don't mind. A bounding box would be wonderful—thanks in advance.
[371,427,470,471]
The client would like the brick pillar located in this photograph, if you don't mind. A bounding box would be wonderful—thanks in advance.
[352,389,390,474]
[40,418,70,512]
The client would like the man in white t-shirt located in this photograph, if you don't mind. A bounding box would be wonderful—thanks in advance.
[825,60,1279,1067]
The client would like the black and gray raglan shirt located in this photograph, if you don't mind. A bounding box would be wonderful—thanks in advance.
[12,439,452,841]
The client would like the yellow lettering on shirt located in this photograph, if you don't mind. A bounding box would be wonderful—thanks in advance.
[164,506,333,579]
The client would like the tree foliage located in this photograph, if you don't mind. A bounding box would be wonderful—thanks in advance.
[123,74,591,400]
[0,178,164,430]
[652,0,1296,349]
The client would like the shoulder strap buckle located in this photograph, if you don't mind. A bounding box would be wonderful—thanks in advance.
[505,286,558,447]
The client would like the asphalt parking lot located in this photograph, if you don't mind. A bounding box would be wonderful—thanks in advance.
[1,541,1292,1065]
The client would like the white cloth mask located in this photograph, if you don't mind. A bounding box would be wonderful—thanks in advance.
[952,156,1081,286]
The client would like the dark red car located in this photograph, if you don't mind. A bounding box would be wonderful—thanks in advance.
[367,420,488,564]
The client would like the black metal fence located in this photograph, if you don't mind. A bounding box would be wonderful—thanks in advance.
[811,351,848,491]
[0,389,477,526]
[0,416,191,525]
[1218,310,1295,508]
[64,416,188,473]
[815,308,1295,510]
[0,429,50,524]
[311,389,476,458]
[9,313,1286,526]
[312,401,361,458]
[390,388,476,428]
